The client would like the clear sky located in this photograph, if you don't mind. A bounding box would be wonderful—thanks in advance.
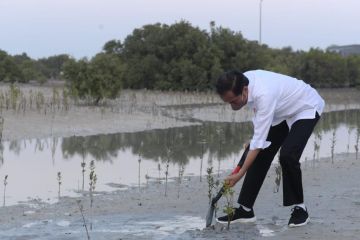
[1,0,359,59]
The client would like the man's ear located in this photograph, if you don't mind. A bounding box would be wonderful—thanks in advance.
[242,86,249,102]
[243,86,248,95]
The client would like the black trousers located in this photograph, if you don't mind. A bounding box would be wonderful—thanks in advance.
[238,112,320,208]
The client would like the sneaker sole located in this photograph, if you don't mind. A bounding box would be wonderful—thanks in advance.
[216,216,257,224]
[288,217,310,228]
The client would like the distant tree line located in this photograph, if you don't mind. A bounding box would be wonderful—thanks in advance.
[1,21,360,102]
[0,51,70,83]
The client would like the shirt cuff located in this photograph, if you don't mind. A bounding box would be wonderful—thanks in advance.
[250,139,271,150]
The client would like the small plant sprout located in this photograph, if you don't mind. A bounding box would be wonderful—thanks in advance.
[57,172,62,198]
[3,175,8,207]
[0,117,4,142]
[274,164,282,193]
[164,148,171,197]
[138,156,141,191]
[9,84,20,111]
[76,200,90,240]
[145,174,150,188]
[35,91,45,113]
[216,126,225,177]
[198,128,206,182]
[355,127,359,160]
[62,88,69,111]
[206,166,215,205]
[164,159,170,197]
[89,160,97,208]
[331,129,336,163]
[81,160,86,191]
[222,181,235,230]
[313,136,319,161]
[89,160,97,231]
[177,164,185,199]
[157,163,161,184]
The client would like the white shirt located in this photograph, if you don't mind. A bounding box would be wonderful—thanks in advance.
[244,70,325,150]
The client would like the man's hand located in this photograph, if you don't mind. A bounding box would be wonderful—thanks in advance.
[224,172,242,187]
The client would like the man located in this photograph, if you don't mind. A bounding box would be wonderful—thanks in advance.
[215,69,325,227]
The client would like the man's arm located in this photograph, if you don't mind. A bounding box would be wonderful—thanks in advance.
[225,148,261,187]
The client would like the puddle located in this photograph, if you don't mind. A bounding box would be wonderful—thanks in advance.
[0,109,359,206]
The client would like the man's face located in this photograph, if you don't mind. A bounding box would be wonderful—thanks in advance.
[220,87,248,111]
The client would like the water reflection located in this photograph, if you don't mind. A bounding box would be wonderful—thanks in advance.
[61,122,253,164]
[60,109,360,164]
[0,109,358,205]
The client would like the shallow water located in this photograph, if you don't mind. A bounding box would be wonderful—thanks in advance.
[0,109,359,206]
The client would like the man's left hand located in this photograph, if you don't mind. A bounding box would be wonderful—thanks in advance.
[224,173,242,187]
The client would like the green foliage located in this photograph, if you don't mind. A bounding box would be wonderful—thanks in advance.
[37,54,71,79]
[63,53,124,104]
[0,50,24,82]
[122,21,221,91]
[297,49,350,87]
[206,166,215,204]
[222,181,235,230]
[1,21,360,88]
[346,55,360,87]
[13,53,46,83]
[9,84,21,110]
[103,40,123,55]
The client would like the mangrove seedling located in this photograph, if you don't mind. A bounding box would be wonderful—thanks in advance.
[138,157,141,191]
[3,175,8,207]
[57,172,62,198]
[198,128,207,182]
[222,181,235,230]
[313,137,320,161]
[145,174,149,188]
[157,163,161,184]
[347,128,352,154]
[35,91,45,113]
[89,160,97,231]
[0,117,4,142]
[331,129,336,163]
[62,89,70,112]
[355,127,359,160]
[81,160,86,191]
[89,160,97,208]
[76,200,90,240]
[206,166,215,205]
[164,158,170,197]
[9,84,20,111]
[177,164,185,199]
[274,164,281,193]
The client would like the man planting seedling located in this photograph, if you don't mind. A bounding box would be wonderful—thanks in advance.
[215,70,324,227]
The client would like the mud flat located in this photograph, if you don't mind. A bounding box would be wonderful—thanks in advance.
[0,153,359,239]
[0,84,359,141]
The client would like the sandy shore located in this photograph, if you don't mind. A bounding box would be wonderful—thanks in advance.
[0,153,359,239]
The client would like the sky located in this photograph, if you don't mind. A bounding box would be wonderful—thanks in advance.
[0,0,359,59]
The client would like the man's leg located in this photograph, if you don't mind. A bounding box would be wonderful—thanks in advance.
[216,121,289,224]
[280,113,320,227]
[238,120,289,208]
[280,113,320,206]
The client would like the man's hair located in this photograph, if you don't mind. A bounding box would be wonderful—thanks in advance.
[215,70,249,96]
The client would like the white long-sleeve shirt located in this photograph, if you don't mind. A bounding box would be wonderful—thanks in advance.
[244,70,325,150]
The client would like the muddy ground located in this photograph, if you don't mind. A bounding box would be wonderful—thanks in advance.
[0,85,359,239]
[0,153,359,239]
[0,85,359,141]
